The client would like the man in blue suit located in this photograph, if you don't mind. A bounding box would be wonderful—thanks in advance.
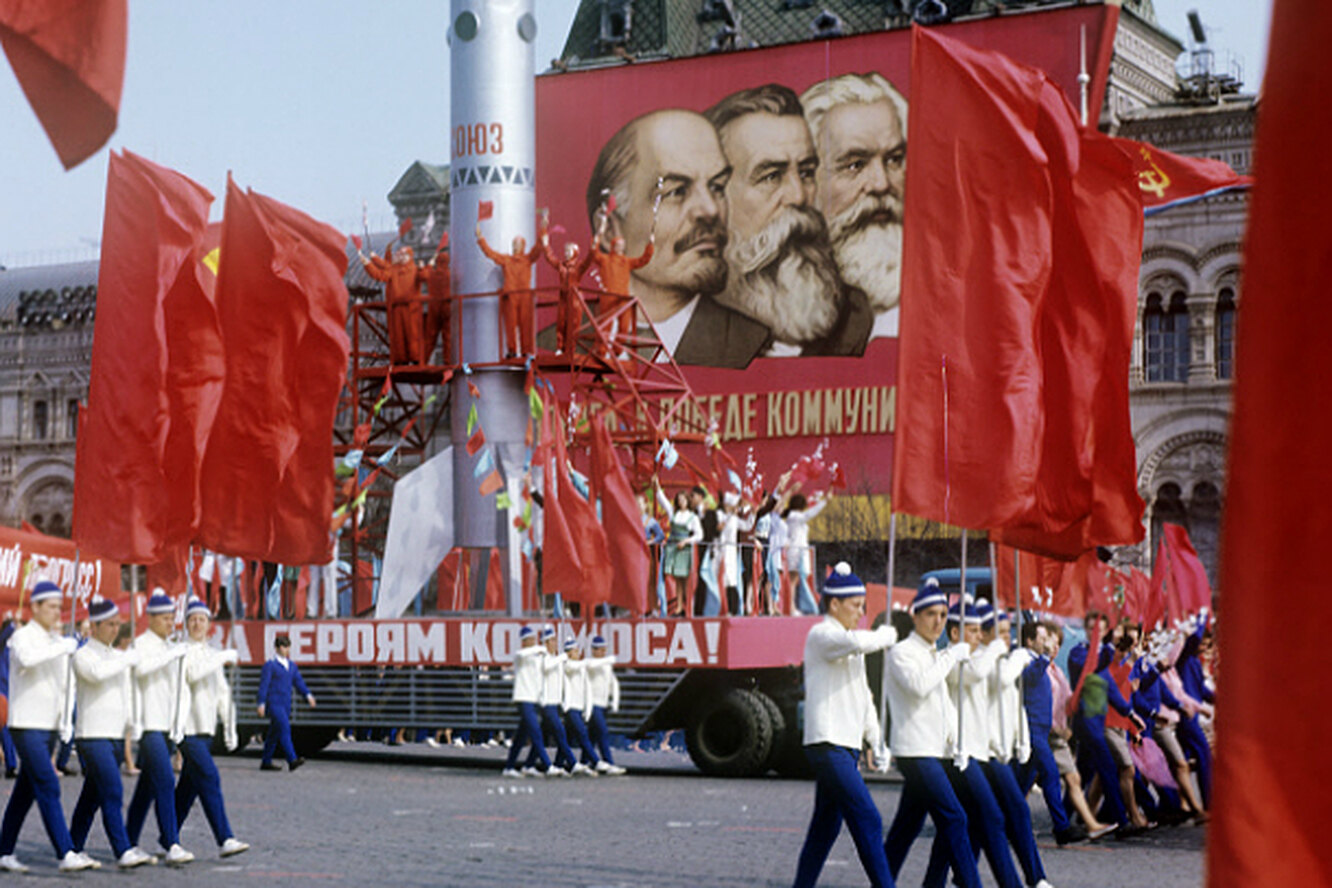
[256,635,315,772]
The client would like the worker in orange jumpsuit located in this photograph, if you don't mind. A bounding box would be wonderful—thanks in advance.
[477,222,544,359]
[541,231,594,355]
[362,244,425,365]
[424,235,452,365]
[590,211,654,351]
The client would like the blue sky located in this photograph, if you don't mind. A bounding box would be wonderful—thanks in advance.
[0,1,1270,268]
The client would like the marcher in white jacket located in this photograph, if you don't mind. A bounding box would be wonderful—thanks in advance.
[523,627,578,776]
[560,639,600,775]
[793,562,896,888]
[503,627,552,777]
[175,600,249,858]
[584,636,625,774]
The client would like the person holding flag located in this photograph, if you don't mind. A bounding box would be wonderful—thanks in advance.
[559,638,601,775]
[175,599,249,858]
[524,626,582,777]
[68,597,155,869]
[477,210,545,359]
[584,635,626,775]
[502,626,550,778]
[792,562,897,888]
[0,580,94,873]
[125,591,194,865]
[362,236,426,365]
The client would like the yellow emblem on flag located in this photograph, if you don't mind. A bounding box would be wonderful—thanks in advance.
[1136,146,1171,200]
[202,247,220,275]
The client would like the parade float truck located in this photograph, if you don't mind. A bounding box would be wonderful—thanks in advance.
[218,614,822,778]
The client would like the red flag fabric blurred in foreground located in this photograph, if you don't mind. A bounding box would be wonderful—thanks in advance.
[591,417,649,614]
[1150,523,1212,623]
[551,401,612,609]
[536,390,584,598]
[0,0,126,169]
[1111,136,1253,214]
[895,27,1144,555]
[198,177,350,565]
[992,544,1082,617]
[74,150,217,564]
[1209,3,1332,885]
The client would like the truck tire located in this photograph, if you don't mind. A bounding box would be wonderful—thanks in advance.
[291,726,340,757]
[754,691,786,774]
[685,688,774,778]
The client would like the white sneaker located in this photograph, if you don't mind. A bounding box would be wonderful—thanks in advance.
[58,850,95,872]
[219,838,250,858]
[604,764,627,776]
[501,768,524,779]
[484,739,499,748]
[77,851,102,869]
[520,766,545,778]
[1033,881,1056,888]
[549,766,572,778]
[423,737,441,748]
[571,762,598,777]
[453,738,466,747]
[117,847,155,868]
[0,854,30,873]
[163,843,195,865]
[595,760,613,773]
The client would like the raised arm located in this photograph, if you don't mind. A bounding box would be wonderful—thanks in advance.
[73,647,133,683]
[476,233,504,264]
[810,624,896,663]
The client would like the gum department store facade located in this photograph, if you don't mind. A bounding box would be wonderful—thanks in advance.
[0,0,1251,587]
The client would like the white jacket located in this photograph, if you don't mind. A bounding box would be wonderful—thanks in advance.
[802,617,895,749]
[946,640,1001,763]
[988,646,1034,762]
[180,641,239,748]
[538,651,566,706]
[73,639,133,739]
[510,646,544,703]
[562,658,590,713]
[7,621,74,730]
[585,655,620,711]
[886,631,966,758]
[132,630,185,733]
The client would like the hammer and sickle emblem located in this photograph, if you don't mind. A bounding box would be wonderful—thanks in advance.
[1137,147,1171,200]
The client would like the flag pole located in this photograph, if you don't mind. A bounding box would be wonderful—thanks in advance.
[60,550,81,744]
[955,527,967,770]
[879,511,897,740]
[1078,25,1090,127]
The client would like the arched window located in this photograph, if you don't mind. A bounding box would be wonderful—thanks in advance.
[1144,289,1190,382]
[47,514,67,538]
[1151,482,1187,554]
[1216,287,1236,379]
[32,400,48,440]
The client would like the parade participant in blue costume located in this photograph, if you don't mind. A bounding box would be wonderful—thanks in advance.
[0,616,19,778]
[792,562,897,888]
[585,636,626,775]
[125,591,195,864]
[68,598,155,868]
[256,633,316,772]
[524,626,579,776]
[882,579,982,888]
[1017,621,1090,844]
[175,600,249,857]
[1173,610,1214,807]
[0,581,95,873]
[502,627,550,778]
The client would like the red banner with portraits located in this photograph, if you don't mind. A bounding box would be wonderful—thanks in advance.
[529,5,1119,495]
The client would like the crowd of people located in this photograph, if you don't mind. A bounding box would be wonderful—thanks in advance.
[795,564,1215,888]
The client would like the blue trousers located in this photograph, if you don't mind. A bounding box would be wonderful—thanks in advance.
[504,702,550,771]
[176,735,234,846]
[0,728,74,857]
[924,759,1022,888]
[699,549,721,617]
[526,704,577,771]
[262,706,297,765]
[1176,715,1212,807]
[126,731,180,849]
[1073,714,1128,825]
[70,738,131,856]
[588,706,615,766]
[564,709,600,766]
[794,567,817,615]
[1016,730,1071,833]
[0,726,16,771]
[793,744,894,888]
[884,757,981,888]
[984,758,1046,885]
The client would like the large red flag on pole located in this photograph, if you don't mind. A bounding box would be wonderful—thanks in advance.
[591,416,649,615]
[1208,2,1332,884]
[1151,523,1212,623]
[0,0,126,169]
[197,177,350,565]
[74,150,217,564]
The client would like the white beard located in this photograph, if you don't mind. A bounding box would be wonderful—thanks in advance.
[827,194,904,314]
[714,205,842,346]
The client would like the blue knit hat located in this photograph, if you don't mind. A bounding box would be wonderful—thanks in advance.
[946,602,983,625]
[540,625,556,641]
[88,598,119,623]
[30,580,62,604]
[822,562,866,598]
[590,635,607,648]
[976,599,995,628]
[519,626,536,639]
[145,593,175,614]
[911,577,948,614]
[185,598,211,619]
[563,637,578,652]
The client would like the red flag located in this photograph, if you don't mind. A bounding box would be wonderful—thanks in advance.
[465,426,486,457]
[1150,523,1212,622]
[484,549,505,612]
[1209,5,1331,882]
[478,469,504,498]
[477,200,494,221]
[1110,136,1252,214]
[0,0,126,169]
[992,543,1083,617]
[198,177,350,564]
[538,391,611,606]
[592,418,649,614]
[74,151,218,563]
[895,26,1144,554]
[397,217,413,237]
